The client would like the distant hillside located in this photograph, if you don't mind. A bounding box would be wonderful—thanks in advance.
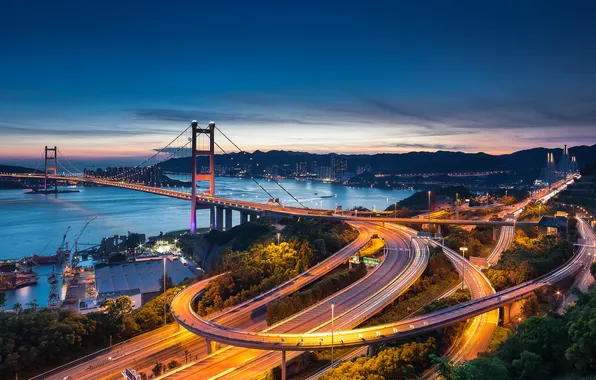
[158,144,596,183]
[0,165,40,174]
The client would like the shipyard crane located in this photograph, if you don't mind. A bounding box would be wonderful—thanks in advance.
[71,217,97,268]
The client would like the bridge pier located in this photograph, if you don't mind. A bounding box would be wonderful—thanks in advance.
[205,339,217,355]
[209,206,215,230]
[436,224,442,235]
[499,304,511,325]
[225,208,233,231]
[493,227,498,242]
[240,211,249,224]
[281,350,287,380]
[216,207,224,231]
[367,343,379,357]
[249,213,258,222]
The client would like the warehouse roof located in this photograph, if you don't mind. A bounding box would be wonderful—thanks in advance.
[96,258,194,295]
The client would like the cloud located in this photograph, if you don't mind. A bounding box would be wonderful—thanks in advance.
[128,108,336,126]
[0,123,172,137]
[387,142,472,151]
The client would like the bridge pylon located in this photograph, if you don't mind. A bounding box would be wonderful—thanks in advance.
[190,121,216,234]
[44,146,58,192]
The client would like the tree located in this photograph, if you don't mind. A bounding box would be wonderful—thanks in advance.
[26,298,39,311]
[12,303,22,313]
[466,357,511,380]
[0,292,6,307]
[512,351,548,380]
[159,274,174,293]
[139,372,148,380]
[590,262,596,278]
[152,362,165,376]
[521,293,540,318]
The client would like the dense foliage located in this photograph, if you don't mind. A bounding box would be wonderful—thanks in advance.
[0,287,183,377]
[320,337,437,380]
[385,186,472,211]
[444,226,494,257]
[484,233,573,291]
[195,219,357,316]
[266,263,366,325]
[439,287,596,379]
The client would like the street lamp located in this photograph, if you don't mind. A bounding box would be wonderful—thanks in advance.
[330,301,336,366]
[428,191,432,234]
[459,247,468,290]
[163,257,167,325]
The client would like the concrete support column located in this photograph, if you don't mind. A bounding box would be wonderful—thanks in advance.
[240,211,248,224]
[367,343,378,357]
[500,304,512,325]
[206,339,213,355]
[281,350,287,380]
[493,227,498,242]
[209,206,215,230]
[216,207,224,231]
[436,224,442,235]
[225,208,233,231]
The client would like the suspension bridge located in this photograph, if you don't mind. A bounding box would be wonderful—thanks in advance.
[1,120,578,231]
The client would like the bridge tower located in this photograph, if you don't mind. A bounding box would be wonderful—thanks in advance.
[190,121,216,234]
[44,146,58,192]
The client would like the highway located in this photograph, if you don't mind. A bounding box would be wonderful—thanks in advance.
[169,217,591,352]
[35,222,381,380]
[169,224,428,379]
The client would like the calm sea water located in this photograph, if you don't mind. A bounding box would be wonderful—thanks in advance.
[0,178,415,309]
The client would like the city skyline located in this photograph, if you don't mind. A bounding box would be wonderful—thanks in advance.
[2,1,596,162]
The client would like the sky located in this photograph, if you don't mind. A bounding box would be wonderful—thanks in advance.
[1,0,596,167]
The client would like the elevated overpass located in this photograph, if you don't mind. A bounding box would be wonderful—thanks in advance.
[170,217,592,353]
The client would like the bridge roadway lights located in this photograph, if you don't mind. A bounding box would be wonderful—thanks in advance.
[225,208,233,231]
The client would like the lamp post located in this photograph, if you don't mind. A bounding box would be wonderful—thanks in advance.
[330,301,336,366]
[163,257,167,325]
[459,247,468,290]
[277,233,281,246]
[428,191,432,234]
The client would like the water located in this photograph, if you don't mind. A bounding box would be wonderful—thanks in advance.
[0,178,415,309]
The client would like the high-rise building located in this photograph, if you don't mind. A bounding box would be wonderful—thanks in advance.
[296,162,308,176]
[310,161,318,176]
[356,165,372,175]
[331,156,348,180]
[317,166,332,179]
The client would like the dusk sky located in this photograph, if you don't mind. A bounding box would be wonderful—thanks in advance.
[1,1,596,166]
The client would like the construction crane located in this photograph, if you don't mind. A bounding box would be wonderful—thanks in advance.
[60,226,71,250]
[71,217,97,268]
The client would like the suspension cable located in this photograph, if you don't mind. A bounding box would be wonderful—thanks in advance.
[57,149,83,175]
[214,125,308,208]
[212,140,281,204]
[109,123,193,180]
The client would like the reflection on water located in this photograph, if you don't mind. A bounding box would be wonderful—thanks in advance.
[0,177,415,308]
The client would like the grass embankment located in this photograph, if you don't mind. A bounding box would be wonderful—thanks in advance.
[359,237,385,257]
[195,219,358,316]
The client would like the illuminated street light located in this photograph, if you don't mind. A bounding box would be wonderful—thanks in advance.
[428,191,432,233]
[459,247,468,290]
[330,301,336,366]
